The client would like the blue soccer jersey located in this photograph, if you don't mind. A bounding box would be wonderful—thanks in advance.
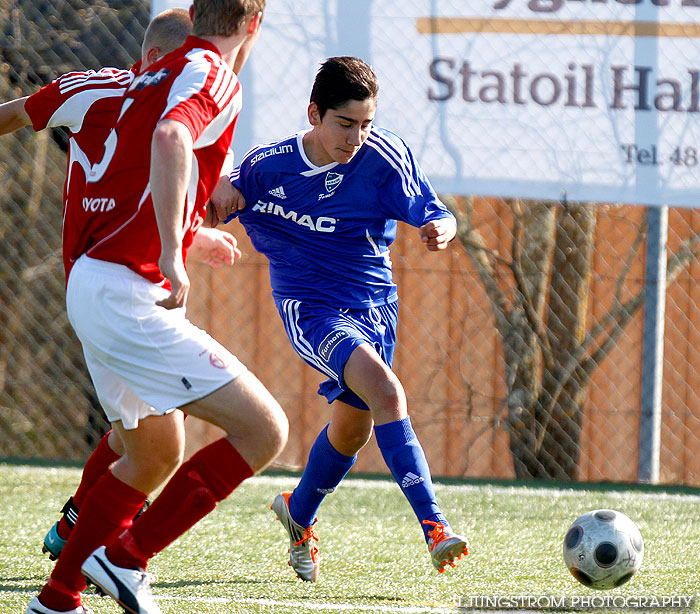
[229,126,454,308]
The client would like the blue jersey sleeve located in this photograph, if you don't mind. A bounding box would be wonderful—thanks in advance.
[373,130,454,228]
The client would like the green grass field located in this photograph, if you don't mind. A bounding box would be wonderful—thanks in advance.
[1,462,699,614]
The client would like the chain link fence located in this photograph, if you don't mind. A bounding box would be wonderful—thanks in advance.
[1,1,699,485]
[0,0,150,457]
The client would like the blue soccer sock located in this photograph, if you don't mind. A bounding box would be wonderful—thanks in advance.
[289,424,357,528]
[374,416,447,542]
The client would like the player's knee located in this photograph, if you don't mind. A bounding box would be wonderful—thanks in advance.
[335,420,372,455]
[241,396,288,461]
[120,443,182,492]
[344,430,372,455]
[368,373,406,418]
[149,440,184,481]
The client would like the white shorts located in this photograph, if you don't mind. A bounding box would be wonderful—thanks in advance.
[66,255,246,430]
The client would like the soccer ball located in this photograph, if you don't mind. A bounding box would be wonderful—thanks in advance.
[563,509,644,590]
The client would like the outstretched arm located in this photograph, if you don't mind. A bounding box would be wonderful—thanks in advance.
[150,118,193,309]
[0,97,31,135]
[419,216,456,251]
[189,226,241,268]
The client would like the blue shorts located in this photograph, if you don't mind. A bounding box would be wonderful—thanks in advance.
[276,299,398,410]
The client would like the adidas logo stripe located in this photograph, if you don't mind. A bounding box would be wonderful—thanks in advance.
[401,472,425,488]
[269,186,286,199]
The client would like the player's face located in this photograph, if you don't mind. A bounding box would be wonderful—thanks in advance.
[309,98,376,165]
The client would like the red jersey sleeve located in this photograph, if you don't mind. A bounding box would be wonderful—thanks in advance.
[24,78,65,131]
[161,54,241,147]
[24,68,133,132]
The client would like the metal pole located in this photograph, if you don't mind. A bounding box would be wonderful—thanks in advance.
[635,1,664,485]
[336,0,372,57]
[638,205,667,483]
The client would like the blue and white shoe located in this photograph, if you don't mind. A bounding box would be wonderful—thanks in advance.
[42,522,68,561]
[81,546,161,614]
[25,596,92,614]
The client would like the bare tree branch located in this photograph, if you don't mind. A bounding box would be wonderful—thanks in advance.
[666,231,700,285]
[589,224,700,373]
[509,200,555,369]
[584,293,645,377]
[447,195,700,479]
[542,229,700,418]
[444,195,511,339]
[615,211,648,306]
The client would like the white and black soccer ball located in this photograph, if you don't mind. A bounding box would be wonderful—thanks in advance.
[563,509,644,590]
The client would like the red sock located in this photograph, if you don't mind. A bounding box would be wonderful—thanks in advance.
[74,431,121,507]
[55,519,72,541]
[106,438,252,569]
[36,578,83,612]
[39,470,146,609]
[55,431,121,540]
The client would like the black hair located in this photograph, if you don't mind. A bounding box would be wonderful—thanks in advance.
[310,56,379,118]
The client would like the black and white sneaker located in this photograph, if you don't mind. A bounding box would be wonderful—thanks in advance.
[81,546,161,614]
[25,596,92,614]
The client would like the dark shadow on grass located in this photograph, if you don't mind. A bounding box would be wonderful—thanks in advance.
[361,595,443,604]
[0,577,44,593]
[154,578,268,589]
[361,594,459,608]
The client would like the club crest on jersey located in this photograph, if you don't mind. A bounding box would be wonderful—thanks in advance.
[131,68,171,91]
[324,172,343,193]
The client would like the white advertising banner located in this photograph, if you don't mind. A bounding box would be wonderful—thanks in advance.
[151,0,190,16]
[159,1,700,207]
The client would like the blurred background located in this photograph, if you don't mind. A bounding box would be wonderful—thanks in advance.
[1,0,699,486]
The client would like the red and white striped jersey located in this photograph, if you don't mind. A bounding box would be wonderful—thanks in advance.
[81,36,242,287]
[24,66,136,279]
